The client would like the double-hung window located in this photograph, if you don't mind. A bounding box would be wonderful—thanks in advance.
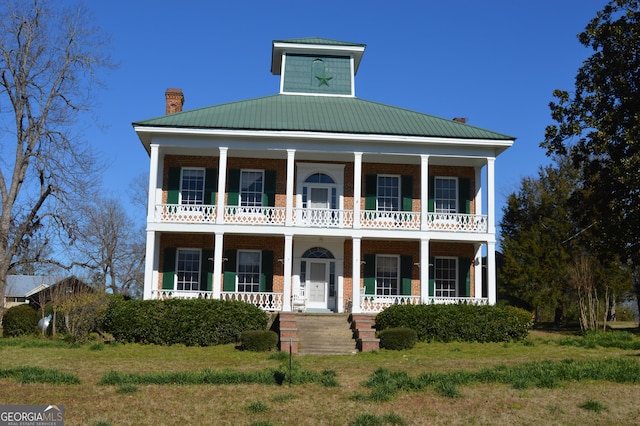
[240,170,264,207]
[176,249,201,291]
[434,257,457,297]
[377,175,400,212]
[237,250,261,292]
[434,177,457,213]
[376,255,399,296]
[180,168,205,205]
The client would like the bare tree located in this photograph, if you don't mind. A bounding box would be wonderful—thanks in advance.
[0,0,113,319]
[75,196,144,296]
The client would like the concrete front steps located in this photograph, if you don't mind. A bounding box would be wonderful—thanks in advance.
[278,312,379,355]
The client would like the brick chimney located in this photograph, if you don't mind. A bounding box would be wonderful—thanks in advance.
[165,88,184,114]
[453,117,468,124]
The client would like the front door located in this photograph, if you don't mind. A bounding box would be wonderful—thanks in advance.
[307,261,328,309]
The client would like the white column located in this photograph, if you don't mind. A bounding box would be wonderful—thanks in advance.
[143,231,159,300]
[474,243,483,300]
[487,157,496,234]
[147,144,160,222]
[216,147,228,224]
[487,241,496,304]
[420,155,429,230]
[420,238,430,303]
[212,233,224,299]
[285,150,295,226]
[475,166,482,216]
[351,237,361,313]
[283,234,293,311]
[353,152,362,229]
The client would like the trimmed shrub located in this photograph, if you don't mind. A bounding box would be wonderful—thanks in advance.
[3,304,39,337]
[375,304,533,343]
[240,330,279,351]
[56,293,111,343]
[378,327,417,350]
[103,298,268,346]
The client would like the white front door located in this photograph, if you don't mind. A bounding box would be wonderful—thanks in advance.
[307,261,328,309]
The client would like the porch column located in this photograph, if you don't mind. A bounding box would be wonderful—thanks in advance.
[143,231,159,300]
[420,238,430,303]
[351,237,362,313]
[147,144,161,221]
[285,150,295,226]
[353,152,362,229]
[475,166,482,215]
[420,155,429,230]
[283,234,293,311]
[487,157,496,234]
[212,233,224,299]
[216,147,228,224]
[474,243,483,300]
[487,241,497,304]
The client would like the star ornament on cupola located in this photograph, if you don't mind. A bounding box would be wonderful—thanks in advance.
[315,71,333,86]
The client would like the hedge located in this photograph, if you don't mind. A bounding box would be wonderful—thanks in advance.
[2,304,39,337]
[103,298,268,346]
[375,304,533,343]
[378,327,418,350]
[239,330,279,351]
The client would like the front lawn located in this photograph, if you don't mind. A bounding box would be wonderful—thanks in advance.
[0,328,639,425]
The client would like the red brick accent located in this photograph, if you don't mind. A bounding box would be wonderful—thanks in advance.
[165,88,184,114]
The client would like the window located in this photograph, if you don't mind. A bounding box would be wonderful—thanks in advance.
[434,177,457,213]
[377,175,400,211]
[180,168,205,205]
[434,257,457,297]
[237,250,261,292]
[176,249,201,291]
[376,255,399,296]
[240,170,264,207]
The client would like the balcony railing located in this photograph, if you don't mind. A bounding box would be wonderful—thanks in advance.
[220,291,283,311]
[151,289,283,311]
[223,206,286,225]
[155,204,217,223]
[154,204,488,233]
[359,295,488,313]
[426,213,488,232]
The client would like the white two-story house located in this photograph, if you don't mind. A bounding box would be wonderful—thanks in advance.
[133,37,514,314]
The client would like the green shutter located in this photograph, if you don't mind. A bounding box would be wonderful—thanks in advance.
[261,250,274,292]
[400,255,412,295]
[458,178,471,214]
[223,250,237,291]
[227,169,240,206]
[363,254,376,295]
[428,176,435,212]
[458,257,471,297]
[428,256,435,297]
[401,175,413,212]
[365,174,377,210]
[263,170,276,207]
[201,249,213,291]
[162,248,177,290]
[204,169,217,205]
[167,168,181,204]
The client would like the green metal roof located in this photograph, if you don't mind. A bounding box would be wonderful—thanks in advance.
[133,95,514,141]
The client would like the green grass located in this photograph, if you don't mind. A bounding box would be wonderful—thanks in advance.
[362,358,640,400]
[579,400,607,413]
[0,366,81,384]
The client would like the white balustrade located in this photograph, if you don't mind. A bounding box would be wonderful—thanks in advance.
[221,291,283,311]
[360,210,421,229]
[152,289,214,299]
[359,295,488,313]
[293,208,353,228]
[426,213,488,232]
[223,206,286,225]
[154,204,488,233]
[155,204,216,223]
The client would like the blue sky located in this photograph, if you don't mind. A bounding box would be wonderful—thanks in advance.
[84,0,607,227]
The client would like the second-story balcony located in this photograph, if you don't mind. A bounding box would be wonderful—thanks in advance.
[154,204,489,233]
